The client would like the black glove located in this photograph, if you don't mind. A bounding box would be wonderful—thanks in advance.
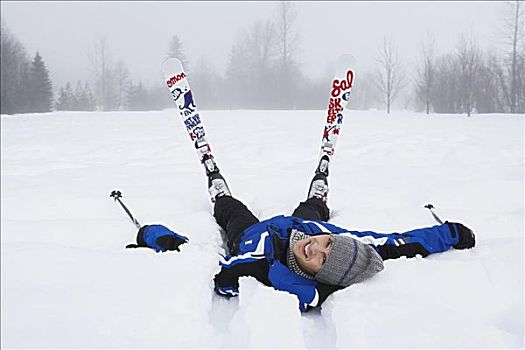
[156,235,187,252]
[125,226,148,249]
[452,223,476,249]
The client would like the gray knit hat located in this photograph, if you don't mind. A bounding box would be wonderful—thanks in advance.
[315,235,384,287]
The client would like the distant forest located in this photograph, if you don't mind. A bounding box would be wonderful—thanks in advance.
[1,1,524,115]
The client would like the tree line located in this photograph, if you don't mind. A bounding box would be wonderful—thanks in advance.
[1,23,53,114]
[1,1,523,115]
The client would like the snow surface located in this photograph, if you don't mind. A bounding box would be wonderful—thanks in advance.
[1,109,524,348]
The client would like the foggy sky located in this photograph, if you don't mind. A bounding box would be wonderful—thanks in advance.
[1,1,501,91]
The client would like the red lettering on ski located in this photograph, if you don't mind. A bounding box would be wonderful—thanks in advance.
[326,98,343,124]
[323,125,336,141]
[166,72,187,88]
[331,70,354,98]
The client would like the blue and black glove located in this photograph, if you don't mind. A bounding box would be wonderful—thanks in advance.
[126,224,189,252]
[451,222,476,250]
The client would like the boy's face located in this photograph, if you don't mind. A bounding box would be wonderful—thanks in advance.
[292,234,333,275]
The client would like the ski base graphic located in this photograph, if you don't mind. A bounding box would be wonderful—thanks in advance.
[316,54,356,175]
[162,58,217,174]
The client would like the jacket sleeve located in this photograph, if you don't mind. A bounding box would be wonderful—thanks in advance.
[268,260,342,312]
[214,258,270,297]
[305,283,342,312]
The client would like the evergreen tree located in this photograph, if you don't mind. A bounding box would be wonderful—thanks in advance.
[28,52,53,112]
[125,81,167,111]
[55,82,74,111]
[167,35,189,71]
[55,88,67,111]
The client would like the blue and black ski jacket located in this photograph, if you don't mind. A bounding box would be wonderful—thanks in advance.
[214,215,463,312]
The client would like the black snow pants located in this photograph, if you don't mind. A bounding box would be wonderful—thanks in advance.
[213,196,330,255]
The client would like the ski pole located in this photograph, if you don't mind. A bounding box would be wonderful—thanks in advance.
[110,190,141,229]
[424,204,444,224]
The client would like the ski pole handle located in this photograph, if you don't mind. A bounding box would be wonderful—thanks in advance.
[110,190,141,229]
[424,204,444,224]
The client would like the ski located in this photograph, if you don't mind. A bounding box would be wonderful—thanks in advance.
[162,56,355,180]
[315,54,356,176]
[162,57,218,176]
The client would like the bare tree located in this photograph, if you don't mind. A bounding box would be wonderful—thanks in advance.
[89,37,115,111]
[114,59,129,110]
[517,52,525,112]
[476,51,506,113]
[415,33,436,114]
[251,19,277,107]
[500,0,525,113]
[348,71,382,110]
[224,19,279,109]
[456,34,482,116]
[276,2,297,71]
[252,20,276,75]
[432,54,461,113]
[225,35,252,108]
[375,37,405,114]
[275,1,299,107]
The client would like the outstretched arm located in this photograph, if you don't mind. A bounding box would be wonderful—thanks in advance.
[371,222,476,260]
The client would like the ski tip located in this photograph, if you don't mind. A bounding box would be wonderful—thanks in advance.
[337,54,356,67]
[338,53,355,61]
[161,57,184,75]
[333,54,356,76]
[162,56,181,64]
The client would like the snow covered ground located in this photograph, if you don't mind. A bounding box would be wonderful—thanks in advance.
[1,109,523,348]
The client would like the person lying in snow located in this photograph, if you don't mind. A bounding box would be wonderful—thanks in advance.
[125,158,475,312]
[206,160,475,313]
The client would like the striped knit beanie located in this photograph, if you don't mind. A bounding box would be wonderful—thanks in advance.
[315,234,384,287]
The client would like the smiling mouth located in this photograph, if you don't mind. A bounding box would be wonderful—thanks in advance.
[304,242,311,259]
